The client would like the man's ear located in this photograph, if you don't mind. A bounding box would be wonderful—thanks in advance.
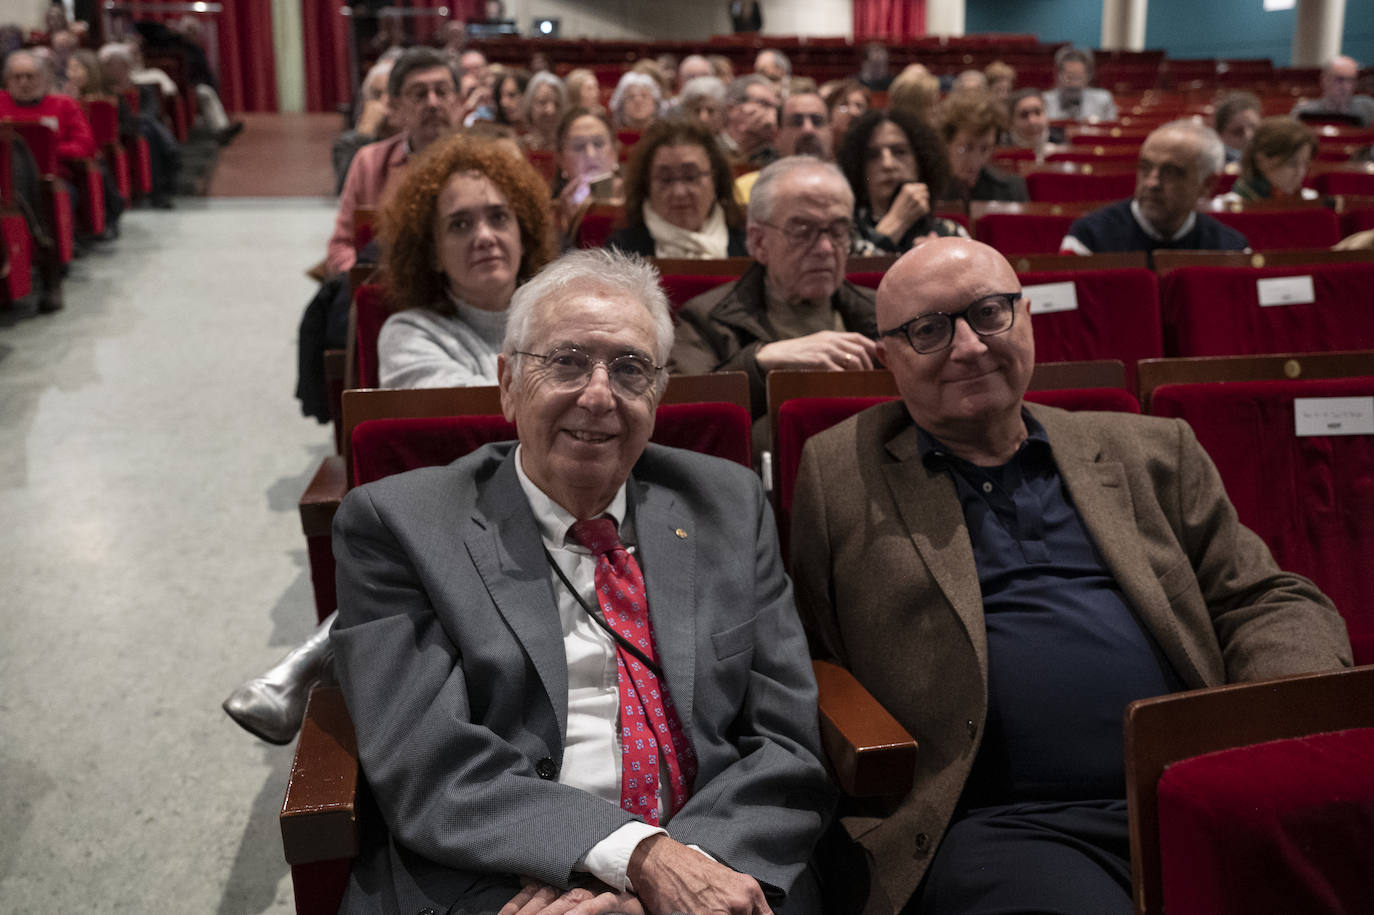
[745,221,767,262]
[497,354,517,421]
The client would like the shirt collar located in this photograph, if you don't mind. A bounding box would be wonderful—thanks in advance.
[1131,199,1196,242]
[513,444,629,549]
[916,408,1051,471]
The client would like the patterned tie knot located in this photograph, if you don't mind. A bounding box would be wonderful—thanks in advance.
[570,517,623,557]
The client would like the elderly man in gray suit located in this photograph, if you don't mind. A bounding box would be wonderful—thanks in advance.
[331,248,833,915]
[790,237,1351,914]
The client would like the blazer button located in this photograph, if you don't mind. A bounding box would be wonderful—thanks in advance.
[914,832,930,855]
[535,757,558,780]
[418,908,438,915]
[967,719,977,740]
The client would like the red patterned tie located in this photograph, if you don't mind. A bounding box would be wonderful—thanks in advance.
[570,518,696,826]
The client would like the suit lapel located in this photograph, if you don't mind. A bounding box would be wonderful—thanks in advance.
[882,420,989,678]
[1031,405,1207,686]
[631,478,697,731]
[467,455,570,744]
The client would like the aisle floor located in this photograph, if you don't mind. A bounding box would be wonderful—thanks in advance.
[0,196,336,913]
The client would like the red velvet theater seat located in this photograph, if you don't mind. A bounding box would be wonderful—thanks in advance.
[1205,204,1341,251]
[1160,261,1374,358]
[1025,166,1137,203]
[1149,376,1374,664]
[1157,727,1374,915]
[350,282,390,390]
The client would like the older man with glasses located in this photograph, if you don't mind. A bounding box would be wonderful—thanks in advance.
[330,247,833,915]
[670,156,879,424]
[789,237,1352,914]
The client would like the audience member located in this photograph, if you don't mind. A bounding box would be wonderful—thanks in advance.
[654,52,679,92]
[98,42,180,208]
[377,135,555,388]
[857,41,892,91]
[131,15,243,145]
[1292,55,1374,127]
[676,53,714,92]
[0,50,100,214]
[730,0,764,33]
[677,75,727,134]
[984,61,1015,100]
[552,107,624,242]
[1001,88,1064,161]
[607,119,747,258]
[564,67,602,112]
[793,236,1351,914]
[1060,120,1247,260]
[888,64,942,125]
[494,67,530,130]
[735,89,832,201]
[331,246,833,913]
[521,71,567,150]
[754,48,791,90]
[332,58,396,193]
[326,46,461,276]
[838,109,966,255]
[671,157,878,420]
[1226,116,1318,201]
[937,92,1029,203]
[823,79,869,147]
[1214,90,1262,164]
[62,49,106,99]
[950,69,988,96]
[1044,46,1118,122]
[708,53,735,84]
[459,48,489,84]
[609,71,661,132]
[721,74,780,167]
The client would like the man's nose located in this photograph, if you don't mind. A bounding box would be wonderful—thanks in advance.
[949,317,988,357]
[577,364,617,409]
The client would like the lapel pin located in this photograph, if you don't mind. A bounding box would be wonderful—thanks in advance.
[675,528,688,540]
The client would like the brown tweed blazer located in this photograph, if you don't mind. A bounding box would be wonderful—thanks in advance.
[790,399,1352,911]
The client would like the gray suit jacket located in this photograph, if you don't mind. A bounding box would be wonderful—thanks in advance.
[790,400,1352,911]
[332,442,833,914]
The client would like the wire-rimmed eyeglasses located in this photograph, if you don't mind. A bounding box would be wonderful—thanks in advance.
[878,292,1021,355]
[514,345,664,397]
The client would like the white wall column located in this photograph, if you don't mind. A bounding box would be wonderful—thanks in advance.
[925,0,965,37]
[271,0,305,113]
[1100,0,1148,51]
[1292,0,1346,67]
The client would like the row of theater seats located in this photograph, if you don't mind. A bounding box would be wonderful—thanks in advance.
[0,96,155,307]
[282,351,1374,915]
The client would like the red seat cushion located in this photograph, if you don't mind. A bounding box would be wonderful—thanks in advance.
[976,211,1079,256]
[1,211,32,301]
[1158,727,1374,915]
[660,274,735,311]
[1026,170,1136,203]
[1149,376,1374,663]
[353,284,390,389]
[1207,207,1341,250]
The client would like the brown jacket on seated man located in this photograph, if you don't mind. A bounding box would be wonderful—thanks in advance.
[791,237,1352,914]
[668,156,879,423]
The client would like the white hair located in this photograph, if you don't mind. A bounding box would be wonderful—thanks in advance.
[503,249,675,387]
[1153,118,1226,177]
[748,155,852,226]
[609,71,663,121]
[522,70,568,119]
[679,75,726,105]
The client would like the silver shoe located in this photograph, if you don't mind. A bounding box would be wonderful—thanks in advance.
[222,611,337,744]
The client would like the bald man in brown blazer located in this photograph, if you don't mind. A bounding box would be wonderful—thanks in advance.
[790,238,1352,915]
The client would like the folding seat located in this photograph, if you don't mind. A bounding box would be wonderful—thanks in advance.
[1044,148,1140,165]
[6,122,75,263]
[0,127,33,304]
[1335,195,1374,236]
[84,99,130,204]
[572,201,624,248]
[971,201,1095,256]
[1310,164,1374,196]
[1142,357,1374,663]
[120,90,153,197]
[1125,665,1374,915]
[1159,259,1374,357]
[1025,164,1137,203]
[1202,201,1341,250]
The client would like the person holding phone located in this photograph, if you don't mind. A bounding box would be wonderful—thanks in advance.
[552,107,625,245]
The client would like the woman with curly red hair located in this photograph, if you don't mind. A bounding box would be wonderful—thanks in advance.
[377,133,556,388]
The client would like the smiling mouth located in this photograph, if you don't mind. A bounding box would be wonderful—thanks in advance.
[566,430,615,443]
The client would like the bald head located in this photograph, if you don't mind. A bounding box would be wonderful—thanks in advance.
[876,238,1034,461]
[1322,55,1359,106]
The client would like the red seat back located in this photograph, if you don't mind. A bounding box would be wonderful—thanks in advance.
[1313,169,1374,196]
[660,274,735,311]
[6,120,57,173]
[1161,262,1374,357]
[976,211,1081,255]
[85,99,119,146]
[1026,169,1137,203]
[352,402,752,487]
[1207,207,1341,250]
[353,283,390,389]
[1149,376,1374,662]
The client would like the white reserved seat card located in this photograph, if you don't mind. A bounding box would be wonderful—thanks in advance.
[1257,275,1316,307]
[1293,397,1374,437]
[1023,281,1078,315]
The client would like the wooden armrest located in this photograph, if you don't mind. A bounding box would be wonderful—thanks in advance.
[299,455,345,537]
[280,686,359,865]
[813,660,917,797]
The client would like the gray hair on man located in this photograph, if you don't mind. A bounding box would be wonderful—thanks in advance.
[1053,45,1095,77]
[679,75,726,105]
[758,49,792,77]
[747,155,853,226]
[726,74,775,107]
[1154,118,1226,177]
[503,249,676,378]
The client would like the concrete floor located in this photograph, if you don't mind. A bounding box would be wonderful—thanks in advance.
[0,197,336,913]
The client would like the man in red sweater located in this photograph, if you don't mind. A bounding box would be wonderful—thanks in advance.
[1,50,97,166]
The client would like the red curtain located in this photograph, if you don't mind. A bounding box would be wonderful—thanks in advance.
[124,0,277,112]
[852,0,927,42]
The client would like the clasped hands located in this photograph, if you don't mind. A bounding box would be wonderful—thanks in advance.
[498,835,772,915]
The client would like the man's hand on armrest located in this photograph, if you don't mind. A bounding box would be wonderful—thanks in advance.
[626,834,773,915]
[500,879,645,915]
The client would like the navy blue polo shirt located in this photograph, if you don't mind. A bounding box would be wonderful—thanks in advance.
[918,414,1183,805]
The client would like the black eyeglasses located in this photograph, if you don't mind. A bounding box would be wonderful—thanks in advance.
[879,292,1020,354]
[757,218,853,250]
[514,345,664,397]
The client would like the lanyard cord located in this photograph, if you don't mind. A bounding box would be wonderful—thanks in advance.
[543,546,665,680]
